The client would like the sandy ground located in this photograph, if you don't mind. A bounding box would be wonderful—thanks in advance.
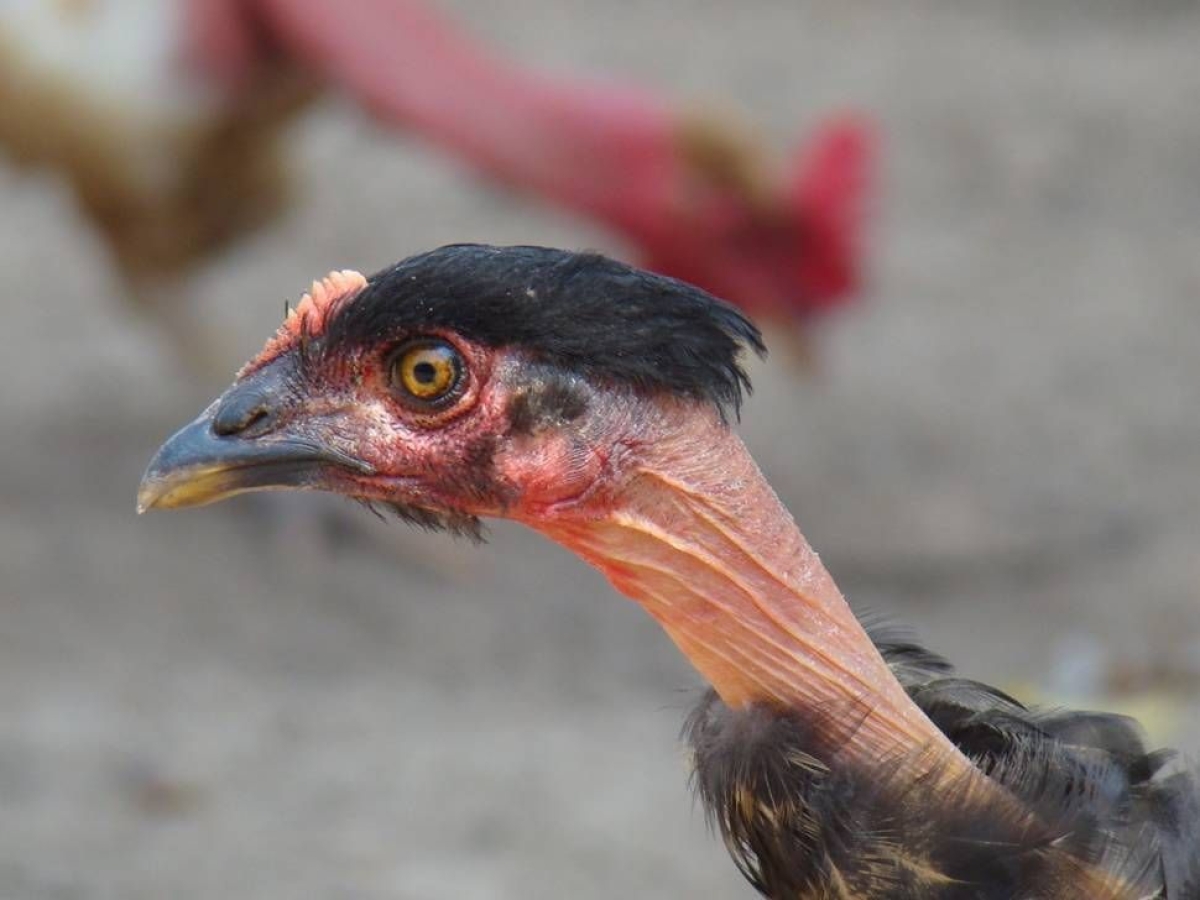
[2,2,1199,897]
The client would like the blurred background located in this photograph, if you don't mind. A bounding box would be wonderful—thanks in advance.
[1,1,1198,897]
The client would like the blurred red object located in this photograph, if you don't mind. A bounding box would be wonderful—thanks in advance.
[189,0,875,331]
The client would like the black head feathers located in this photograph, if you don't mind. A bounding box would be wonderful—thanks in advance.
[320,244,767,418]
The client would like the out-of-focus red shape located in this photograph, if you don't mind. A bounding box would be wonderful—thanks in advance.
[185,0,265,90]
[189,0,874,329]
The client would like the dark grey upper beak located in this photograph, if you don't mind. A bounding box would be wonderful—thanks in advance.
[137,362,372,513]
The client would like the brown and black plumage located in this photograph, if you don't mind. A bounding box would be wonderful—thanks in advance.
[137,245,1199,899]
[689,627,1200,899]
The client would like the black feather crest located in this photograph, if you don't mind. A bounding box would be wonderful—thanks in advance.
[321,244,766,420]
[685,630,1200,899]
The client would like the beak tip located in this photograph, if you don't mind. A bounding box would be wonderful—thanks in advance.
[135,474,165,515]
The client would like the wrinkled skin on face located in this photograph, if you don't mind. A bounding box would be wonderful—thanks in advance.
[138,329,642,535]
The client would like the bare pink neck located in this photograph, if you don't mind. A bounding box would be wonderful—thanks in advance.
[524,401,975,775]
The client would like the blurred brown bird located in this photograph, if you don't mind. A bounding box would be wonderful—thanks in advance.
[139,245,1199,899]
[0,0,314,373]
[0,3,311,282]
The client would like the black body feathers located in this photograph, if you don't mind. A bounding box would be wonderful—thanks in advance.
[686,628,1200,900]
[324,244,766,419]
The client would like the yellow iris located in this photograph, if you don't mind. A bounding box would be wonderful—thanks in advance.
[391,339,462,404]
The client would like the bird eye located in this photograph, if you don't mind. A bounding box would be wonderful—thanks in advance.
[389,338,464,407]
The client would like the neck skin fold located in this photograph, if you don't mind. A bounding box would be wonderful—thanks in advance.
[519,398,980,780]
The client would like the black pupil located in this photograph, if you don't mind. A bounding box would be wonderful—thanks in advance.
[413,359,439,385]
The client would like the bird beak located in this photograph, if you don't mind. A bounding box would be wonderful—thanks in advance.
[136,413,362,512]
[137,367,374,514]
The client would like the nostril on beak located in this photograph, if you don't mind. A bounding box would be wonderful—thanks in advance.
[212,393,276,438]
